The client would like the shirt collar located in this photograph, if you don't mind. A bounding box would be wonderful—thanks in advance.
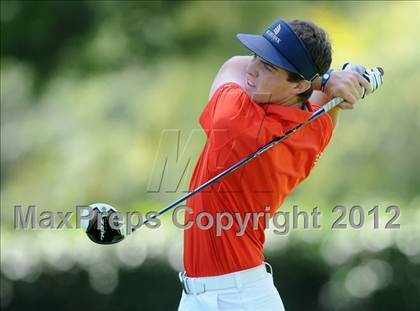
[261,101,315,123]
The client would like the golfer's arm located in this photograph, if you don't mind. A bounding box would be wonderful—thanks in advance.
[309,90,340,128]
[327,106,340,128]
[211,57,341,127]
[209,56,251,99]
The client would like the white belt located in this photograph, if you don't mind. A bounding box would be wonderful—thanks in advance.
[179,262,273,295]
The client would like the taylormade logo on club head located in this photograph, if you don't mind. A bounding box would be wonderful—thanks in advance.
[81,203,127,245]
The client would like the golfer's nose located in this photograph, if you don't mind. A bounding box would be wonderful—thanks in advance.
[247,59,259,78]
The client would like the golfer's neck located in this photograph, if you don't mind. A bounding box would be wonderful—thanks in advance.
[280,96,305,109]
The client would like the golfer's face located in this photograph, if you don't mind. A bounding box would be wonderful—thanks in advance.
[245,54,295,104]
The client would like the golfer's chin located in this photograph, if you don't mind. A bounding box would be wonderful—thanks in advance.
[244,84,259,101]
[244,87,271,104]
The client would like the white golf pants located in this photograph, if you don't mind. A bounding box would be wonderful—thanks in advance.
[177,263,285,311]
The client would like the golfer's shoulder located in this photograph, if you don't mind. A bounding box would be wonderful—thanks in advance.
[209,82,245,104]
[208,56,250,100]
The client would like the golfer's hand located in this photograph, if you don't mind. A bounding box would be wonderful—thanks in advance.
[324,70,373,109]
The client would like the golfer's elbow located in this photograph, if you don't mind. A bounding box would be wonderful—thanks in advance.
[223,55,252,72]
[209,56,250,99]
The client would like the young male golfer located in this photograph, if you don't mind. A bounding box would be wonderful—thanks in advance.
[178,18,371,311]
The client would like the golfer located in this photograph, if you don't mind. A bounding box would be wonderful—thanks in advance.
[178,19,371,311]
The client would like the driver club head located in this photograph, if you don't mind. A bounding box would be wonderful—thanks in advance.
[81,203,126,245]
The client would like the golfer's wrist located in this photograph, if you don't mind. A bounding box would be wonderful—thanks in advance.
[320,69,333,92]
[312,76,322,91]
[312,69,332,92]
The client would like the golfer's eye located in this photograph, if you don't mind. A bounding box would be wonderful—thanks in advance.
[263,63,273,72]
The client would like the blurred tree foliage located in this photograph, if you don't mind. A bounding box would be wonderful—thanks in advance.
[3,247,419,311]
[1,1,419,310]
[1,1,419,216]
[1,1,97,88]
[1,1,231,88]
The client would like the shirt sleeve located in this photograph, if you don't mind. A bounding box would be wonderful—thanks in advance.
[199,83,269,140]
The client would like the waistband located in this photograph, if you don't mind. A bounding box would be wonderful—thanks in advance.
[179,262,273,295]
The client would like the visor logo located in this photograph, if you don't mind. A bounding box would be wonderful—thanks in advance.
[265,29,281,44]
[273,24,281,35]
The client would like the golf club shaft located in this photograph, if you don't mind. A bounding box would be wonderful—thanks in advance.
[139,67,384,229]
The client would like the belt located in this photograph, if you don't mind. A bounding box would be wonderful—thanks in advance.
[178,262,273,295]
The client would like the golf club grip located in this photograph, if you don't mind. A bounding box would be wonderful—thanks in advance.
[320,97,345,112]
[139,66,384,230]
[321,66,384,113]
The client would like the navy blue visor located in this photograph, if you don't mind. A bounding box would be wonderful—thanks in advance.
[237,19,320,81]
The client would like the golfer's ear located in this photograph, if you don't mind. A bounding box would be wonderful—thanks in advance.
[293,80,311,94]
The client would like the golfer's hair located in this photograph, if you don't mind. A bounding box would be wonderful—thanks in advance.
[287,20,332,103]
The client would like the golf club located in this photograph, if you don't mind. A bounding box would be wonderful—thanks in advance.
[84,64,384,244]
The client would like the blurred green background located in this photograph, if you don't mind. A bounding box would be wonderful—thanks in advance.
[1,1,419,310]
